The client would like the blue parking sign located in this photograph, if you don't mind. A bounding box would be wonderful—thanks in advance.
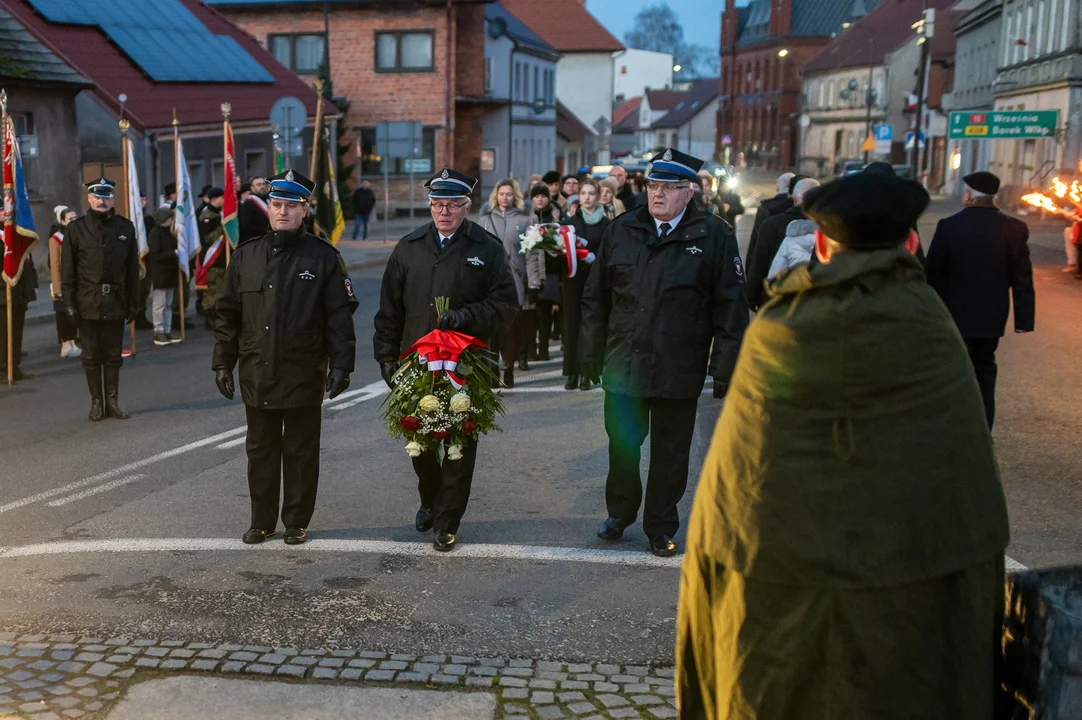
[875,125,893,141]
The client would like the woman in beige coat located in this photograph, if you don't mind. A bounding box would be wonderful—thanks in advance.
[49,205,81,358]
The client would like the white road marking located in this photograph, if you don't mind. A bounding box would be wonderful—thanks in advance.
[329,389,387,412]
[0,538,684,568]
[513,370,565,384]
[46,475,148,507]
[1005,555,1028,571]
[0,427,247,514]
[215,437,246,450]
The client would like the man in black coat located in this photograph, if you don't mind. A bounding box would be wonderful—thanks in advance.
[580,148,751,557]
[62,178,140,421]
[714,175,744,228]
[351,180,377,240]
[746,172,795,273]
[927,171,1035,430]
[146,208,180,346]
[746,177,820,310]
[0,253,38,382]
[608,164,639,212]
[239,176,271,245]
[213,170,358,546]
[374,168,517,552]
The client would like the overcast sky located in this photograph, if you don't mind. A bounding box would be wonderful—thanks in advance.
[586,0,724,56]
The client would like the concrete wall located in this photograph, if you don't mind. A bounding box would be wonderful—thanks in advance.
[613,48,674,100]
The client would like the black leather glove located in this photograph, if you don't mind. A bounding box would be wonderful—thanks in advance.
[215,369,235,400]
[380,361,398,388]
[66,306,80,327]
[713,380,728,399]
[126,307,139,325]
[581,362,601,384]
[527,287,541,304]
[438,308,467,330]
[326,369,350,399]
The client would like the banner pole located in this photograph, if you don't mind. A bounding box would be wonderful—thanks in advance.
[120,117,136,357]
[5,285,11,386]
[1,91,11,386]
[173,109,185,343]
[222,103,232,267]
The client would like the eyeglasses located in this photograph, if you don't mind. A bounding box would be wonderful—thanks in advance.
[431,201,468,213]
[647,183,692,195]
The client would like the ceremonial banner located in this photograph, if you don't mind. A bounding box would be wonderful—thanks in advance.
[2,119,38,285]
[223,119,239,248]
[122,135,149,274]
[310,95,344,245]
[173,127,201,278]
[274,142,285,175]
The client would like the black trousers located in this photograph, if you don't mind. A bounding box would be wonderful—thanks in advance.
[80,320,125,371]
[55,309,78,343]
[536,300,554,357]
[604,392,699,537]
[965,338,1000,430]
[561,268,589,375]
[244,405,322,530]
[412,439,479,534]
[0,304,27,373]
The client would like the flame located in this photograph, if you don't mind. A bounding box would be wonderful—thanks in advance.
[1052,177,1068,199]
[1022,192,1059,213]
[1070,181,1081,204]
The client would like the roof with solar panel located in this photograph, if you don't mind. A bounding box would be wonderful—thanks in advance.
[2,0,325,130]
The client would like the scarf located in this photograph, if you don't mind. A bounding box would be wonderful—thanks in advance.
[581,206,605,225]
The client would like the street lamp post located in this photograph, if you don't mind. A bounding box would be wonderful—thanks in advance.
[863,38,875,163]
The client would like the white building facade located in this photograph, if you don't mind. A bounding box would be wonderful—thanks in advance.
[612,48,674,101]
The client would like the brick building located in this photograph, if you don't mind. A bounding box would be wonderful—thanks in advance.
[719,0,883,170]
[209,0,489,216]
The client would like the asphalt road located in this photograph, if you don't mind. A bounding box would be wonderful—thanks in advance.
[0,206,1078,668]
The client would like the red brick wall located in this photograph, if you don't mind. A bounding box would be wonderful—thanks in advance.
[221,3,486,212]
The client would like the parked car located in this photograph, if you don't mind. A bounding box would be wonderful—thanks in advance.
[892,165,916,180]
[837,160,865,177]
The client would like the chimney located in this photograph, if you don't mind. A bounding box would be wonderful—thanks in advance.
[722,0,737,47]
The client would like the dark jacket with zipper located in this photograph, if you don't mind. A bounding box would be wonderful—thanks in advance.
[212,227,359,409]
[373,219,518,364]
[747,192,792,271]
[747,203,805,310]
[61,209,140,322]
[147,224,179,290]
[580,202,750,398]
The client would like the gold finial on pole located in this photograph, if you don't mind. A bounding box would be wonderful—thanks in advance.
[172,107,179,128]
[0,89,7,114]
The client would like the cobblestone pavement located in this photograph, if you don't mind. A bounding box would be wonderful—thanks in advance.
[0,634,678,719]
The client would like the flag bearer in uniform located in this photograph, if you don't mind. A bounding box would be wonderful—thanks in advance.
[239,176,271,245]
[212,170,358,546]
[373,168,517,552]
[579,148,750,557]
[61,178,140,421]
[197,187,226,330]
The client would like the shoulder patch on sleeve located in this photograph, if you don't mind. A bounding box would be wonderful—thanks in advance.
[344,277,355,299]
[734,256,745,278]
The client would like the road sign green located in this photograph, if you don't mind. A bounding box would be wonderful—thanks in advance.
[948,110,1059,139]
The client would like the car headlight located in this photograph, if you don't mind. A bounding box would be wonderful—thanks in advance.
[727,177,738,188]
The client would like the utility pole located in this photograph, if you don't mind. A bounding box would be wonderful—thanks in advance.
[911,7,934,176]
[863,38,874,163]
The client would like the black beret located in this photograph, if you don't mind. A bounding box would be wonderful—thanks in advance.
[541,171,561,184]
[963,171,1000,195]
[529,183,552,199]
[862,161,895,176]
[164,182,177,195]
[803,173,929,250]
[206,187,224,199]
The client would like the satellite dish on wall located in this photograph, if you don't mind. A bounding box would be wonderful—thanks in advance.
[487,17,507,39]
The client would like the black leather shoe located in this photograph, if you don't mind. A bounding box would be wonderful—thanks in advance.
[597,517,627,541]
[649,535,678,557]
[579,376,591,391]
[503,368,514,388]
[415,507,434,532]
[565,374,578,390]
[243,528,277,544]
[284,526,307,545]
[89,399,105,422]
[433,530,457,552]
[518,359,529,371]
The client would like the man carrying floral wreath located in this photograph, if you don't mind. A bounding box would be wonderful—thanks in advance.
[374,168,517,552]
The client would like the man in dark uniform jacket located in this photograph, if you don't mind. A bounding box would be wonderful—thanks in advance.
[374,168,517,552]
[213,170,358,546]
[580,148,751,557]
[62,178,141,421]
[746,172,794,271]
[927,171,1035,429]
[0,254,38,382]
[238,176,271,245]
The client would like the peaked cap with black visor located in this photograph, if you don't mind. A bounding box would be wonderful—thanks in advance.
[268,170,315,203]
[426,168,477,199]
[647,147,704,183]
[85,177,116,199]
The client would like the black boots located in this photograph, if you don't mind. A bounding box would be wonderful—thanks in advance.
[503,367,515,388]
[565,374,579,390]
[86,366,105,422]
[104,366,130,420]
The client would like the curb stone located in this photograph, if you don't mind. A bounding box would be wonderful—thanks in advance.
[0,636,677,719]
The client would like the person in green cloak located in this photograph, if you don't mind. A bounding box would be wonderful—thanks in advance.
[676,170,1009,720]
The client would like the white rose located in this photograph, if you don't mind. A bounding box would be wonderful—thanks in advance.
[449,392,471,413]
[447,445,463,461]
[405,442,423,457]
[418,395,441,412]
